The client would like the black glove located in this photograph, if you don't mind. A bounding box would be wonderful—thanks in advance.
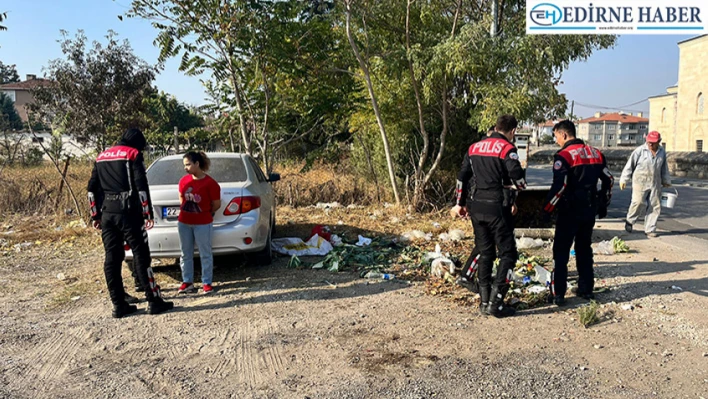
[597,207,608,219]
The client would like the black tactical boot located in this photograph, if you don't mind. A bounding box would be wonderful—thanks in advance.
[147,297,174,315]
[548,294,567,306]
[112,302,138,319]
[478,285,491,316]
[489,286,516,318]
[124,293,140,304]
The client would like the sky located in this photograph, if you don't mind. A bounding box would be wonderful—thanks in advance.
[0,0,696,118]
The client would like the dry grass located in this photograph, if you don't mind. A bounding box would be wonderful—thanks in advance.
[0,160,391,218]
[0,161,93,218]
[272,162,391,208]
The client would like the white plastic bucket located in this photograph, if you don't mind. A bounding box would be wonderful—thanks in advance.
[660,188,678,208]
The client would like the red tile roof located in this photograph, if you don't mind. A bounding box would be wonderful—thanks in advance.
[0,78,52,90]
[577,112,648,124]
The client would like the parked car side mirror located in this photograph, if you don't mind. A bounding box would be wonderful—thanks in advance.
[267,172,281,183]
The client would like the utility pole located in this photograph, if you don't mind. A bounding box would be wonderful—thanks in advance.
[173,126,179,154]
[570,100,575,120]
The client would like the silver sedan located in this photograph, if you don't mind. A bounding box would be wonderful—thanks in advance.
[125,153,279,265]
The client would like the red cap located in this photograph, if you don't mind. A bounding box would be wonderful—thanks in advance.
[646,131,661,143]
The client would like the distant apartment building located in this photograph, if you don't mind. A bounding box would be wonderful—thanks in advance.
[0,74,51,123]
[576,112,649,148]
[648,35,707,152]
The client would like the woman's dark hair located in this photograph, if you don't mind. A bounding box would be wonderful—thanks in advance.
[183,151,211,172]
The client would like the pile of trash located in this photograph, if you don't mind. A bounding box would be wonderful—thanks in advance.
[272,224,419,279]
[593,236,630,255]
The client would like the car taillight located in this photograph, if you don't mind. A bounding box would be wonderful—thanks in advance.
[224,196,261,215]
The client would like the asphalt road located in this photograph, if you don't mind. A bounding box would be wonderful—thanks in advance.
[525,165,708,240]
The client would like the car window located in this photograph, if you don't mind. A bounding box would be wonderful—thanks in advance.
[147,157,248,185]
[249,158,267,182]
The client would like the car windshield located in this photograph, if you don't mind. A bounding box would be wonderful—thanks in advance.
[147,156,248,185]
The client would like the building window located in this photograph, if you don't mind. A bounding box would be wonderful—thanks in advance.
[639,124,647,130]
[629,135,635,141]
[1,90,16,102]
[593,135,602,141]
[628,124,636,130]
[698,93,705,115]
[661,108,666,122]
[607,124,615,131]
[698,140,704,152]
[608,135,614,141]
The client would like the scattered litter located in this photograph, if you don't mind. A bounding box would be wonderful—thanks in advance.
[384,202,394,208]
[532,265,551,285]
[611,236,630,253]
[66,219,86,229]
[364,271,395,280]
[527,285,548,294]
[347,204,364,209]
[13,242,32,252]
[423,244,446,262]
[57,273,66,281]
[438,233,451,242]
[271,234,333,256]
[309,225,332,241]
[355,235,372,247]
[431,257,455,278]
[448,229,465,241]
[315,202,341,209]
[323,280,337,288]
[337,220,344,225]
[432,222,442,230]
[517,237,544,249]
[70,296,81,301]
[401,230,432,242]
[621,304,634,311]
[593,344,604,349]
[594,240,614,255]
[330,235,343,246]
[671,285,683,291]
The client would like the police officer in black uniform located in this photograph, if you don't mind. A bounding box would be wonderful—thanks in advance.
[542,120,614,306]
[87,128,174,318]
[452,115,527,318]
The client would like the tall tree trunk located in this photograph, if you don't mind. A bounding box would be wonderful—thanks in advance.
[406,0,429,210]
[344,0,401,205]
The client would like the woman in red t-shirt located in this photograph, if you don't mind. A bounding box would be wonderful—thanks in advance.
[177,151,221,294]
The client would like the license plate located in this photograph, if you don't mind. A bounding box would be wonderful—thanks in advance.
[163,207,180,219]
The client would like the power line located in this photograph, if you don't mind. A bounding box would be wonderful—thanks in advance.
[571,98,649,113]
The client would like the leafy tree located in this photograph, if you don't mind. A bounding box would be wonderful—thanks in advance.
[127,0,359,173]
[0,11,7,32]
[339,0,615,209]
[0,61,20,84]
[142,91,204,153]
[0,92,22,131]
[29,30,156,151]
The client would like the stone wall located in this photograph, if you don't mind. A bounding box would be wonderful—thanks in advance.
[529,149,708,179]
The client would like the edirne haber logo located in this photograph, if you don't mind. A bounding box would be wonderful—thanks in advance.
[526,0,707,34]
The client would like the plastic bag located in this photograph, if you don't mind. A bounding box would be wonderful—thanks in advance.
[517,237,544,249]
[401,230,433,242]
[594,240,614,255]
[271,234,333,256]
[431,257,456,278]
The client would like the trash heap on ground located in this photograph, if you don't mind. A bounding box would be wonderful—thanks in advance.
[271,220,629,309]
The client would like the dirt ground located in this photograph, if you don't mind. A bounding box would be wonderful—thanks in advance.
[1,208,707,399]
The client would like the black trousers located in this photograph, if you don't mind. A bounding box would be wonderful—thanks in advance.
[101,210,160,305]
[552,214,596,297]
[471,210,517,294]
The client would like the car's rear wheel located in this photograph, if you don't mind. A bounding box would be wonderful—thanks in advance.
[252,221,273,266]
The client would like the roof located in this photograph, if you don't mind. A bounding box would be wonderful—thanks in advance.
[678,34,707,46]
[0,78,52,90]
[577,112,648,124]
